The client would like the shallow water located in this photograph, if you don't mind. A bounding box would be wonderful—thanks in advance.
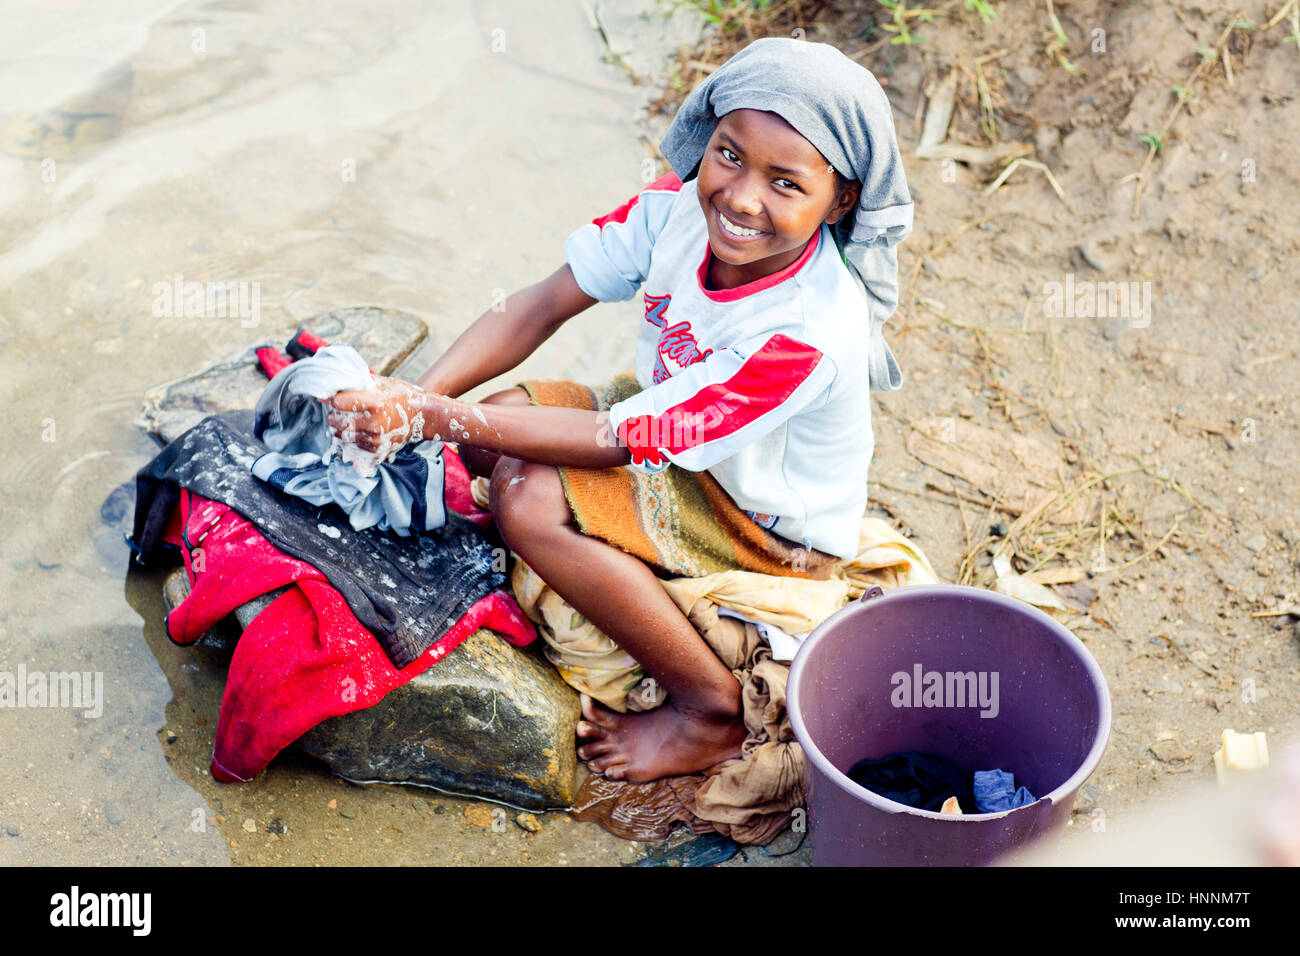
[0,0,694,865]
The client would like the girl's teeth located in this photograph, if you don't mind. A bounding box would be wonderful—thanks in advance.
[720,212,762,237]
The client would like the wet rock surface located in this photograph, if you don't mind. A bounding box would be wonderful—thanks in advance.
[161,551,579,808]
[297,631,581,810]
[137,307,429,445]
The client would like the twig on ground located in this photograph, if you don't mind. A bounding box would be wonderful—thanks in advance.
[984,157,1071,207]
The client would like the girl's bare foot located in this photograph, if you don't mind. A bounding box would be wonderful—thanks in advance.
[575,693,747,782]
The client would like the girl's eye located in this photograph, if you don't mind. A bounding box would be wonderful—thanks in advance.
[718,148,800,191]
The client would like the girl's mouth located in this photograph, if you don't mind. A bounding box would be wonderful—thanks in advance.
[714,206,769,243]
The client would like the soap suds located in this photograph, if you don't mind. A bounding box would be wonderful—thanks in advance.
[326,407,425,478]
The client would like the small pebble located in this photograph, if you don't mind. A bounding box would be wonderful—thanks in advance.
[242,818,257,833]
[104,801,127,826]
[515,812,541,833]
[1079,239,1112,273]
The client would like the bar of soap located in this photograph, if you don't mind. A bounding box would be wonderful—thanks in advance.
[940,796,963,815]
[1213,729,1269,786]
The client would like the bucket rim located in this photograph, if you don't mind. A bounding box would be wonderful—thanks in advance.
[787,582,1112,822]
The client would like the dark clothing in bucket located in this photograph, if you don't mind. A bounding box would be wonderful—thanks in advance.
[847,751,974,813]
[973,769,1036,813]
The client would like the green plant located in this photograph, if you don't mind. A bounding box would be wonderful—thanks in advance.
[964,0,997,25]
[877,0,935,45]
[1044,0,1077,72]
[688,0,778,24]
[1139,131,1166,153]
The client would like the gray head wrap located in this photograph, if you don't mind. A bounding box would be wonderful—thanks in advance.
[658,36,913,390]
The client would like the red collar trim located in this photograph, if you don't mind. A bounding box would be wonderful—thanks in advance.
[696,226,821,303]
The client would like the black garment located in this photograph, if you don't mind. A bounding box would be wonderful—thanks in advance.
[130,410,503,669]
[847,750,975,813]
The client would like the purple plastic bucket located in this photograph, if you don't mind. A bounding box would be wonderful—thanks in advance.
[787,584,1111,866]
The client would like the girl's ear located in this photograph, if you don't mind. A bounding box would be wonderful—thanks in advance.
[825,180,861,225]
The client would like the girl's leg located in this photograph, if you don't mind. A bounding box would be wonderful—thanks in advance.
[489,455,746,782]
[457,388,530,477]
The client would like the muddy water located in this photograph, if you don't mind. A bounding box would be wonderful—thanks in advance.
[0,0,710,865]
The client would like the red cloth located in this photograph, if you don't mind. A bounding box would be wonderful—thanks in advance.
[162,485,533,782]
[255,346,293,379]
[443,446,491,526]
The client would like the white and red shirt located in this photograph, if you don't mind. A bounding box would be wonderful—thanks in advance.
[563,172,875,560]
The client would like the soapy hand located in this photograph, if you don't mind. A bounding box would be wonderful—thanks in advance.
[326,376,427,461]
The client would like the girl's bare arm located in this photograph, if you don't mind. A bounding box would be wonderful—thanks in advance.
[413,264,598,399]
[418,393,631,469]
[327,263,632,468]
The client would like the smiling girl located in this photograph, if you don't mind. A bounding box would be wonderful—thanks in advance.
[327,37,914,782]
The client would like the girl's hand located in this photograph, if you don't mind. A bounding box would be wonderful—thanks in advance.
[326,377,427,455]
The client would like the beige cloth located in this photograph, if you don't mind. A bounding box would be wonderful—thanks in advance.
[509,513,940,845]
[569,601,804,845]
[512,515,939,713]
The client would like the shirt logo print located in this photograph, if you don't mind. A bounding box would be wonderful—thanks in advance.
[644,292,712,384]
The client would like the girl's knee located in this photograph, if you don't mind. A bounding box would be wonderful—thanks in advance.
[489,458,568,542]
[481,387,531,407]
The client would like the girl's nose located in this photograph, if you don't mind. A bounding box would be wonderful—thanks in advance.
[726,173,764,217]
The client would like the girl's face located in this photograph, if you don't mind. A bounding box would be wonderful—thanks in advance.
[696,109,859,282]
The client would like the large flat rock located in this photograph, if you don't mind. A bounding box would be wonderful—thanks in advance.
[162,570,580,809]
[137,307,428,445]
[297,630,581,810]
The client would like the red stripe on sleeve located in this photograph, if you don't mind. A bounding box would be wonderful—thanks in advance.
[591,172,683,228]
[616,334,824,465]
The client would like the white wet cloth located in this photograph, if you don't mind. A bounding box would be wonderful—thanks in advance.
[250,344,446,536]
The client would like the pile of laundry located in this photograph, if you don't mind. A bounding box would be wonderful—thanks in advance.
[129,332,536,782]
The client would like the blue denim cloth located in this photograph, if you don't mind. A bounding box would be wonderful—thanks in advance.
[973,769,1036,813]
[250,344,445,536]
